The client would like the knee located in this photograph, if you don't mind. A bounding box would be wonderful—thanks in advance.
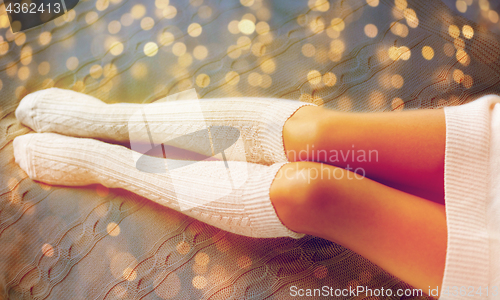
[270,161,333,235]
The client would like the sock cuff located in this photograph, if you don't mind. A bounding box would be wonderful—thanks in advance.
[243,162,306,239]
[259,100,316,164]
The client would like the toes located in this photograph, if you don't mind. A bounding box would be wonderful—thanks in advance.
[15,89,48,131]
[13,133,37,178]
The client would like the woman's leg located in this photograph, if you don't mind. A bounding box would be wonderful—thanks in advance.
[270,161,447,296]
[283,106,446,204]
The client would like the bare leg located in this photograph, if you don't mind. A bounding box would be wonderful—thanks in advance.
[283,106,446,204]
[270,161,447,297]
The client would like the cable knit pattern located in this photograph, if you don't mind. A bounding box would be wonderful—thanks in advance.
[13,132,304,239]
[15,88,315,166]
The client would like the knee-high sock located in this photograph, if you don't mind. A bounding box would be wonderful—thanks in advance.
[12,132,304,239]
[15,88,314,165]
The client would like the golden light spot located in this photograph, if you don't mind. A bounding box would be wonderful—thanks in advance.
[307,70,322,85]
[330,40,345,55]
[176,241,191,254]
[196,74,210,87]
[193,45,208,60]
[190,0,203,6]
[456,49,470,66]
[462,25,474,39]
[395,0,407,10]
[369,90,386,110]
[0,15,9,28]
[39,32,52,46]
[337,96,352,111]
[456,0,467,13]
[188,23,202,37]
[254,22,270,36]
[86,11,99,25]
[215,237,231,252]
[256,7,271,21]
[479,0,490,11]
[158,31,174,46]
[42,78,55,88]
[242,13,256,23]
[299,93,313,103]
[330,18,345,31]
[225,71,240,85]
[227,45,241,59]
[489,10,499,23]
[198,5,212,19]
[73,80,85,93]
[141,17,155,30]
[403,8,418,28]
[260,74,272,88]
[130,62,148,79]
[42,243,54,257]
[235,256,251,269]
[178,52,193,66]
[260,59,276,74]
[6,62,18,77]
[248,72,262,86]
[66,57,79,71]
[314,265,328,279]
[103,63,118,78]
[237,36,251,49]
[109,41,124,56]
[463,74,473,89]
[195,252,210,266]
[391,97,405,110]
[448,24,460,38]
[310,0,330,12]
[367,0,379,7]
[20,46,32,65]
[108,20,121,34]
[453,69,464,83]
[443,43,455,57]
[107,222,121,236]
[239,19,255,35]
[0,37,8,55]
[302,43,316,57]
[96,185,109,197]
[122,267,137,281]
[172,42,186,56]
[155,0,170,9]
[0,79,3,91]
[297,14,307,27]
[400,46,411,60]
[192,275,207,289]
[131,4,146,19]
[144,42,159,57]
[228,20,240,34]
[454,38,465,50]
[14,32,26,46]
[96,0,109,11]
[323,72,337,86]
[309,17,325,33]
[364,24,378,38]
[121,13,134,26]
[240,0,254,7]
[422,46,434,60]
[18,66,29,80]
[378,73,394,89]
[251,42,266,56]
[163,5,177,19]
[391,74,404,89]
[326,26,341,38]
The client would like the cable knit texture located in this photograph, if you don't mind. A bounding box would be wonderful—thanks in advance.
[15,88,315,165]
[13,132,304,239]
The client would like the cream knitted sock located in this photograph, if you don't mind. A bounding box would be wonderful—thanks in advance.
[12,132,304,239]
[15,88,315,165]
